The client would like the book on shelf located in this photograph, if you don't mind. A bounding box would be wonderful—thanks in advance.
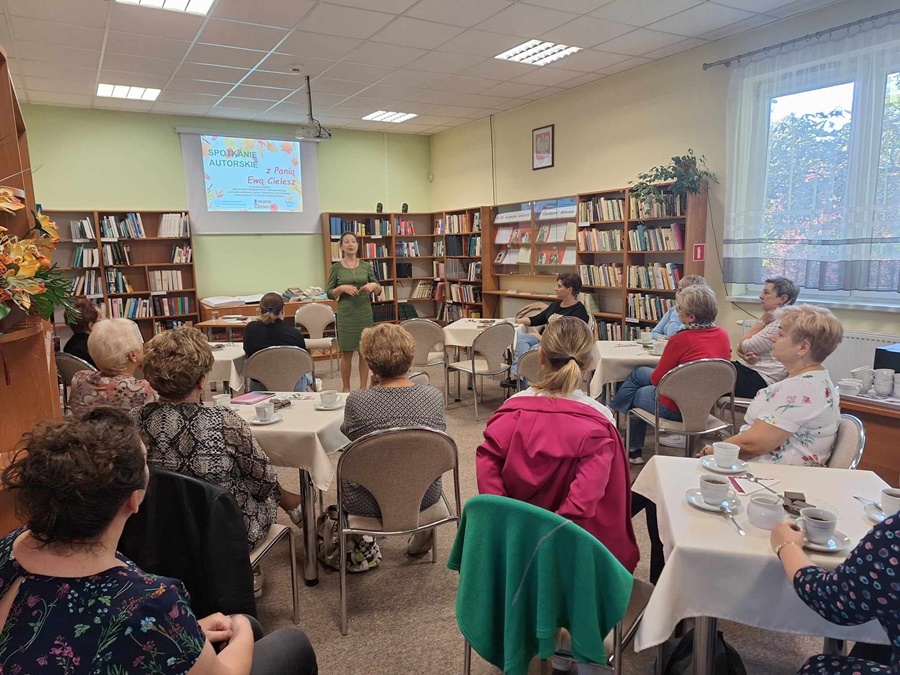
[627,263,683,290]
[473,211,481,232]
[153,319,192,335]
[102,242,133,266]
[109,297,151,319]
[396,218,416,235]
[433,261,445,278]
[410,280,436,299]
[70,270,101,296]
[578,196,625,223]
[433,240,445,256]
[171,244,192,263]
[100,213,145,239]
[444,259,467,280]
[373,285,394,302]
[370,260,390,281]
[152,295,191,317]
[468,262,482,281]
[597,321,629,341]
[329,216,391,237]
[73,244,100,268]
[149,269,184,292]
[577,228,623,252]
[159,213,190,237]
[579,292,601,314]
[536,223,574,243]
[373,303,396,323]
[433,217,444,234]
[395,241,420,257]
[364,242,389,257]
[445,236,464,257]
[468,236,482,257]
[630,194,684,219]
[105,268,135,294]
[578,263,623,288]
[444,213,471,233]
[69,218,96,240]
[627,293,674,322]
[396,263,412,278]
[438,302,480,321]
[628,222,685,252]
[449,283,482,304]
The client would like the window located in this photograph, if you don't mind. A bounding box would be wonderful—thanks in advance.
[724,23,900,307]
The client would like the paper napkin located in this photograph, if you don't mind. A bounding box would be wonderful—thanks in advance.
[728,477,780,495]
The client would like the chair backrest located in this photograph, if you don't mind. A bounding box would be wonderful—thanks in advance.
[517,348,542,383]
[244,345,315,391]
[826,414,866,469]
[119,467,256,619]
[656,358,736,433]
[399,318,445,366]
[409,372,430,386]
[472,322,516,372]
[338,427,460,532]
[294,303,335,340]
[55,352,96,384]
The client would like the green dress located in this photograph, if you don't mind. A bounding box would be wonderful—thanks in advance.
[327,260,376,351]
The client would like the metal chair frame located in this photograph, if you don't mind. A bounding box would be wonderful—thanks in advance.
[445,322,515,421]
[54,352,97,414]
[294,304,337,376]
[827,414,866,469]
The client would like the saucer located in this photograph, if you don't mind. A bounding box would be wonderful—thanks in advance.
[314,401,344,411]
[701,456,748,475]
[803,531,851,553]
[863,503,887,524]
[685,488,742,513]
[249,414,283,426]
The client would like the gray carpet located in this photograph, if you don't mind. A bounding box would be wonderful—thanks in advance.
[254,365,828,674]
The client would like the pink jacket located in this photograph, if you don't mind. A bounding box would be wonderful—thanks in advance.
[476,396,639,572]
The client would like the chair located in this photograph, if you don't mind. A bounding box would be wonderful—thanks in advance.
[449,495,652,675]
[445,322,515,421]
[400,318,446,379]
[244,345,317,392]
[55,352,96,414]
[627,358,736,458]
[715,395,753,432]
[516,348,542,389]
[120,467,300,623]
[336,427,462,635]
[409,372,431,385]
[295,303,337,376]
[826,414,866,469]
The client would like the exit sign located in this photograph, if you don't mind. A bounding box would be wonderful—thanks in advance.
[693,243,706,262]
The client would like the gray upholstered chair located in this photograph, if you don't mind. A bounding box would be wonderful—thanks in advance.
[399,318,446,379]
[336,427,461,635]
[55,352,97,414]
[243,345,317,392]
[826,414,866,469]
[445,321,515,421]
[294,303,337,376]
[627,358,737,458]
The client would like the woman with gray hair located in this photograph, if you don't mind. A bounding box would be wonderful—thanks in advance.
[68,318,157,417]
[650,274,707,339]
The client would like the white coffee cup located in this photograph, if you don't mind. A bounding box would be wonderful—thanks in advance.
[255,401,275,421]
[747,494,784,530]
[319,390,339,407]
[874,368,894,380]
[651,340,666,356]
[839,384,861,396]
[699,475,732,505]
[639,331,652,344]
[712,441,741,468]
[881,488,900,517]
[874,381,893,396]
[796,507,837,544]
[851,366,873,379]
[213,394,232,408]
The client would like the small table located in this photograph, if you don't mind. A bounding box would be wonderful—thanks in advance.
[588,341,661,398]
[632,456,890,673]
[232,392,349,585]
[196,317,249,342]
[442,317,520,348]
[210,345,247,393]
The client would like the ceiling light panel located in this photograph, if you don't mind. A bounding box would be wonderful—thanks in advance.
[98,84,161,101]
[114,0,215,15]
[362,111,419,123]
[495,39,582,66]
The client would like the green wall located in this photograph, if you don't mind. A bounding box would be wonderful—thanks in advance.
[22,104,432,296]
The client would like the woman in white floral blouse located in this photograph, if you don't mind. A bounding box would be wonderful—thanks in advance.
[699,304,843,467]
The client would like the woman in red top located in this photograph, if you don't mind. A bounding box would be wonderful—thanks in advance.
[609,285,732,465]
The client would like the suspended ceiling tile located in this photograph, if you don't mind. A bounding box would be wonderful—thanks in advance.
[512,66,582,86]
[546,48,628,73]
[436,29,526,58]
[157,90,222,105]
[540,16,634,49]
[405,0,514,29]
[198,19,289,52]
[8,0,109,29]
[360,83,424,100]
[25,76,95,96]
[343,42,428,68]
[296,4,396,39]
[28,91,94,106]
[461,58,535,81]
[522,0,615,12]
[212,0,317,28]
[167,78,237,95]
[435,75,498,94]
[10,16,103,51]
[15,41,100,69]
[520,86,566,100]
[96,70,170,89]
[475,4,581,38]
[19,60,96,81]
[257,53,337,77]
[110,3,205,40]
[596,28,687,56]
[321,0,419,14]
[599,55,654,75]
[379,69,449,88]
[406,51,485,75]
[229,84,295,101]
[482,81,545,98]
[105,31,193,61]
[214,97,276,112]
[643,36,706,60]
[277,31,362,61]
[648,3,756,37]
[187,44,269,70]
[700,15,774,41]
[176,63,250,83]
[102,52,181,77]
[243,70,310,89]
[370,17,465,50]
[317,60,394,83]
[590,0,703,27]
[307,77,369,97]
[152,102,214,115]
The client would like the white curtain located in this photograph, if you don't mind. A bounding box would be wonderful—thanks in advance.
[724,17,900,293]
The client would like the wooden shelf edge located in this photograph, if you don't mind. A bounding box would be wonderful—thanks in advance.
[0,322,43,344]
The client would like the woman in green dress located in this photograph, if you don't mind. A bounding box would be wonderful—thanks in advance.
[327,232,381,392]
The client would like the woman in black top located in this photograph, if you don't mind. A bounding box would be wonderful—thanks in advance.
[243,292,312,392]
[63,298,103,367]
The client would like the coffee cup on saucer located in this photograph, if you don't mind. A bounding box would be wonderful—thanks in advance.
[796,507,838,544]
[255,401,275,422]
[319,390,339,407]
[651,340,666,356]
[639,331,652,345]
[712,441,740,468]
[699,475,732,505]
[213,394,232,408]
[881,488,900,517]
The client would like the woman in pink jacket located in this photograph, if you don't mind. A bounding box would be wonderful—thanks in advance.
[476,317,639,572]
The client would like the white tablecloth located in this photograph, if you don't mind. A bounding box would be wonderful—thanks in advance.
[632,456,890,651]
[210,345,247,393]
[232,392,349,492]
[588,341,661,397]
[442,318,522,348]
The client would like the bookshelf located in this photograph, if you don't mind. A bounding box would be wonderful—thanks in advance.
[45,210,197,341]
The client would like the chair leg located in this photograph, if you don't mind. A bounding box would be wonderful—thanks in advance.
[444,366,450,407]
[431,527,438,564]
[339,531,349,635]
[473,376,480,422]
[625,411,632,455]
[655,643,664,675]
[289,529,300,625]
[463,640,472,675]
[318,490,324,519]
[613,621,623,675]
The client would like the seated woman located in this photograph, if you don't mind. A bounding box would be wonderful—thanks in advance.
[501,272,591,389]
[733,276,799,398]
[135,327,305,549]
[700,304,842,466]
[62,297,103,367]
[69,317,158,417]
[769,516,898,674]
[477,317,638,572]
[341,323,446,556]
[610,285,731,465]
[0,409,317,675]
[650,274,707,339]
[243,292,312,392]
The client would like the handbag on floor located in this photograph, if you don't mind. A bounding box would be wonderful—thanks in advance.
[316,505,382,573]
[655,627,747,675]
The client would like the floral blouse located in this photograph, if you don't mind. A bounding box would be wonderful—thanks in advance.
[69,371,158,418]
[742,370,840,466]
[0,528,206,674]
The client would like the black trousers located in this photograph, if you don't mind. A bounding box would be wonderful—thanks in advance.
[732,361,768,399]
[631,493,665,584]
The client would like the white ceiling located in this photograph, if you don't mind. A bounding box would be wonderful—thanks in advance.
[0,0,845,135]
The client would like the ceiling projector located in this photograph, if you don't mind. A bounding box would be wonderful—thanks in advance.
[295,120,332,141]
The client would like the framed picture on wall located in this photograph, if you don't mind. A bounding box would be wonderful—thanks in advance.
[532,125,554,170]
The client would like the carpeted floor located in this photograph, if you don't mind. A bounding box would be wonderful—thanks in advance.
[254,365,828,674]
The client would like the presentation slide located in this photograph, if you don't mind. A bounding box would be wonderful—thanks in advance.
[201,135,302,213]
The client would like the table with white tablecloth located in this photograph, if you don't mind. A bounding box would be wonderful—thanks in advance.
[442,317,522,348]
[210,345,247,393]
[588,341,661,398]
[232,392,349,585]
[632,456,889,673]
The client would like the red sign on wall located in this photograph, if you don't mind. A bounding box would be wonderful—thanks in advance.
[693,243,706,262]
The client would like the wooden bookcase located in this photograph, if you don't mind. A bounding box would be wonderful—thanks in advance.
[45,210,198,341]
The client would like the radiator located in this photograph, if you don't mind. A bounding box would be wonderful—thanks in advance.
[738,320,900,382]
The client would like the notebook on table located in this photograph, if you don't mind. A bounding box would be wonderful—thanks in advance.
[231,392,275,405]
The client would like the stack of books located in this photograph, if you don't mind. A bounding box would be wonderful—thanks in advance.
[100,213,145,239]
[159,213,190,237]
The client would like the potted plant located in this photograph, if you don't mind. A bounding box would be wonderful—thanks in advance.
[629,149,718,214]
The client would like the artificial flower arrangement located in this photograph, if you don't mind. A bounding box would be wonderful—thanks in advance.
[0,187,76,326]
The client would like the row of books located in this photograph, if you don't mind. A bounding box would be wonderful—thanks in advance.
[100,213,146,239]
[158,213,190,238]
[153,296,192,317]
[444,259,478,280]
[72,244,100,268]
[373,303,396,323]
[578,228,624,252]
[434,211,481,234]
[69,218,96,240]
[627,293,674,322]
[494,227,531,245]
[154,319,192,335]
[103,242,133,266]
[438,302,480,321]
[109,297,151,319]
[629,223,685,252]
[434,240,445,256]
[578,263,624,288]
[630,194,684,219]
[536,222,577,244]
[374,285,394,301]
[328,216,391,237]
[106,268,134,294]
[171,244,192,263]
[627,263,684,290]
[578,196,625,223]
[149,270,185,292]
[597,321,628,341]
[536,248,577,266]
[395,241,421,257]
[396,218,417,235]
[447,283,482,304]
[433,261,444,278]
[70,271,102,296]
[371,261,390,280]
[363,243,389,257]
